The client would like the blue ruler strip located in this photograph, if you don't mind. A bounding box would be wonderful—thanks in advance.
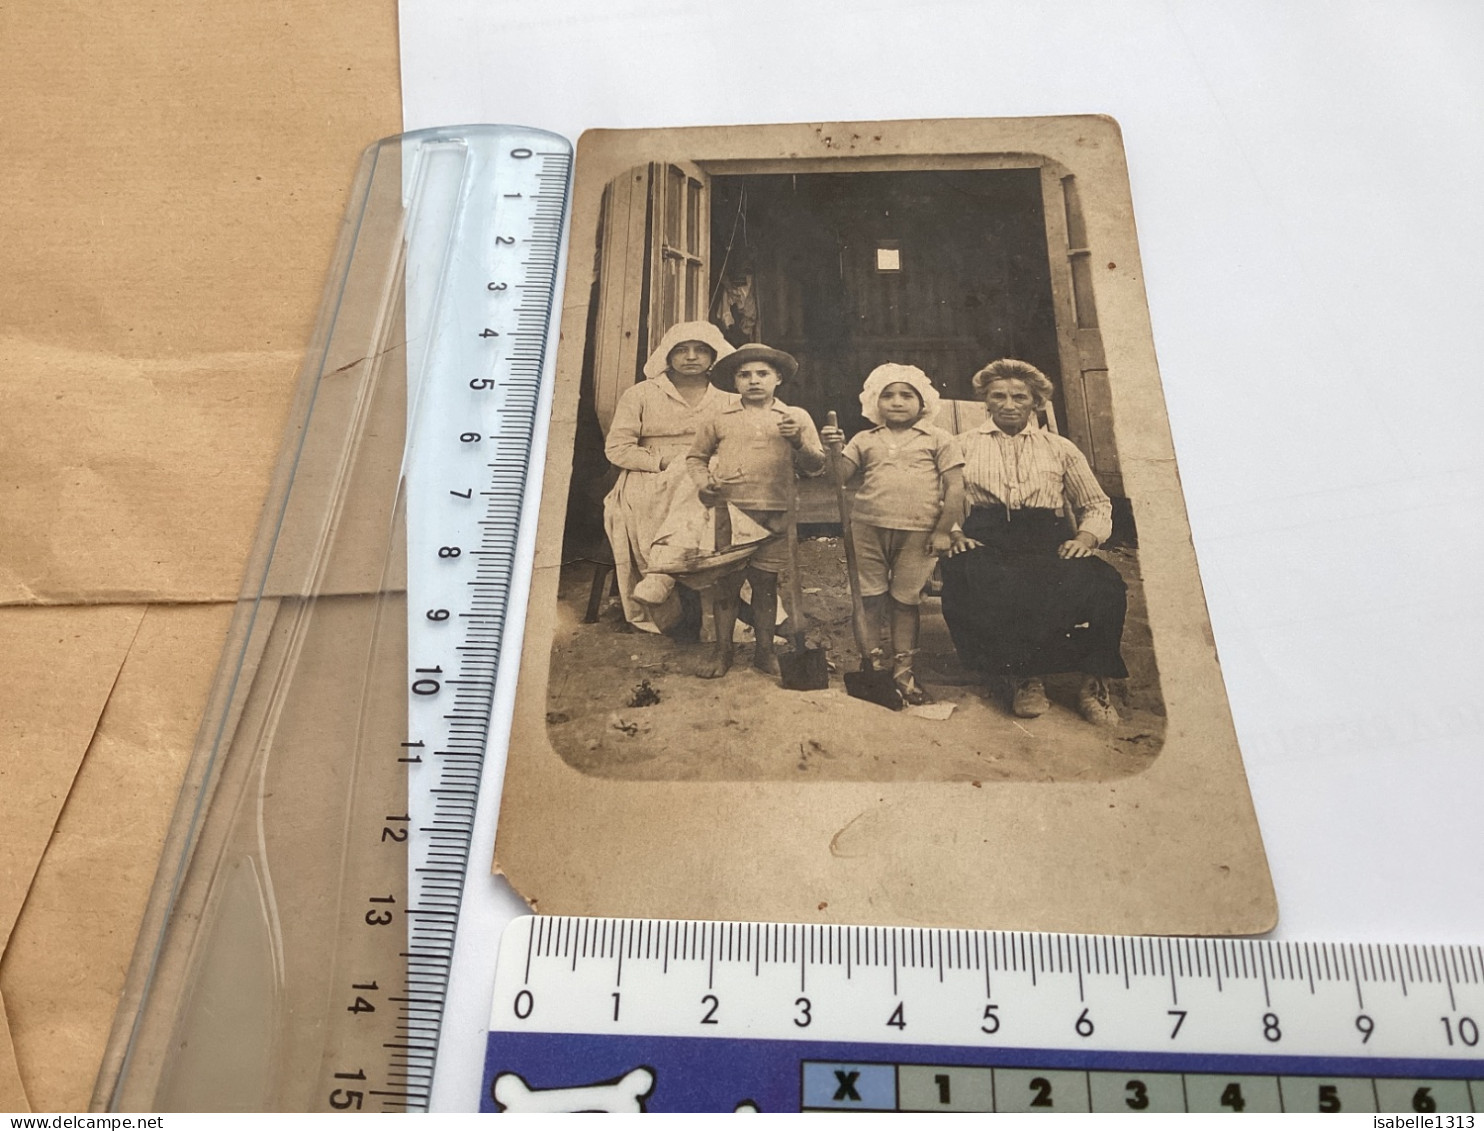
[482,1031,1483,1113]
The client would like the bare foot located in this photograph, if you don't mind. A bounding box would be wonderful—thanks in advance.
[752,646,780,676]
[696,644,733,679]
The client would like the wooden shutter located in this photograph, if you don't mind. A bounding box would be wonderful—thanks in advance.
[646,162,711,347]
[1041,165,1122,495]
[592,163,711,433]
[592,166,652,432]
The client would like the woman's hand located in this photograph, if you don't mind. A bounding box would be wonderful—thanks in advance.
[947,531,983,557]
[1057,532,1098,559]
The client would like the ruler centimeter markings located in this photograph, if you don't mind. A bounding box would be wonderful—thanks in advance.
[482,917,1484,1113]
[392,129,570,1111]
[303,128,571,1114]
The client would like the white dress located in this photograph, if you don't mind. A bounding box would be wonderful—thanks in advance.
[601,375,737,631]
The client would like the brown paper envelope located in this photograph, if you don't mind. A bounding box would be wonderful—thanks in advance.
[1,604,234,1112]
[0,340,297,605]
[0,329,410,606]
[1,0,401,1108]
[0,603,142,1114]
[0,604,146,1111]
[2,5,401,359]
[0,992,27,1113]
[0,606,144,952]
[1,2,402,606]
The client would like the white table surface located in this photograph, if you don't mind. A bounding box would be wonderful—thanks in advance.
[397,0,1483,1107]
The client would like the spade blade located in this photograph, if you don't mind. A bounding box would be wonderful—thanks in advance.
[844,667,902,710]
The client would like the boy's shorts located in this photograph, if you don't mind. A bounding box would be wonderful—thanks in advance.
[738,508,789,573]
[854,522,940,605]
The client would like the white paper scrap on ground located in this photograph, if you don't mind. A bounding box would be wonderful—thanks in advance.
[905,702,956,721]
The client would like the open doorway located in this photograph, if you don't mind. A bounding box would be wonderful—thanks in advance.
[583,158,1123,512]
[709,169,1066,439]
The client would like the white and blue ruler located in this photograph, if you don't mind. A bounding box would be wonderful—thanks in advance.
[483,917,1484,1114]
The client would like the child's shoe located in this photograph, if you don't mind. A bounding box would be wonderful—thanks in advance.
[633,573,675,605]
[892,651,933,705]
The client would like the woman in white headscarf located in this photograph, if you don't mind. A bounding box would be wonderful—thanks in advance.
[602,321,737,632]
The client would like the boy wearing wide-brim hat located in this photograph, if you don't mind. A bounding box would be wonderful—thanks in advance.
[685,344,826,679]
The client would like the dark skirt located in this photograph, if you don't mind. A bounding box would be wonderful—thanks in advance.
[940,506,1129,679]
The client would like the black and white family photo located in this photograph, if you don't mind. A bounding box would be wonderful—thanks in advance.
[496,119,1272,934]
[547,155,1166,782]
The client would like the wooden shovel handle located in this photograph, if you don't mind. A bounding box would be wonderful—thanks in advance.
[785,463,808,654]
[824,412,877,667]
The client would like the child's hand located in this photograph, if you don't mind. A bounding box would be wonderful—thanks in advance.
[698,482,724,507]
[819,424,845,447]
[928,531,953,555]
[776,416,804,448]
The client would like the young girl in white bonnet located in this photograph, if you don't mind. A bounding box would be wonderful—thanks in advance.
[820,363,964,704]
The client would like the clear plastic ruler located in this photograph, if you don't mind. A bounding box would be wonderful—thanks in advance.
[483,917,1484,1114]
[94,125,570,1113]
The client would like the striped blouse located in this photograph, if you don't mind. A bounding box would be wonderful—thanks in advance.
[957,420,1114,545]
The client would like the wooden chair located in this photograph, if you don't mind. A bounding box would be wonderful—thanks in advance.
[583,554,618,623]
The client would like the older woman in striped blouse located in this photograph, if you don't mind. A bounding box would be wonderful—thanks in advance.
[941,359,1128,725]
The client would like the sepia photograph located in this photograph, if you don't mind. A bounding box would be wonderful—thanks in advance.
[496,118,1274,934]
[553,157,1165,783]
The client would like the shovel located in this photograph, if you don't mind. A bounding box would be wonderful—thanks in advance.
[824,411,902,710]
[777,464,830,691]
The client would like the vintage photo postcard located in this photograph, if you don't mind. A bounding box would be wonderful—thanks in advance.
[496,117,1276,934]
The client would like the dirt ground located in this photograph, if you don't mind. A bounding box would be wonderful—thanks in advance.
[545,536,1166,782]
